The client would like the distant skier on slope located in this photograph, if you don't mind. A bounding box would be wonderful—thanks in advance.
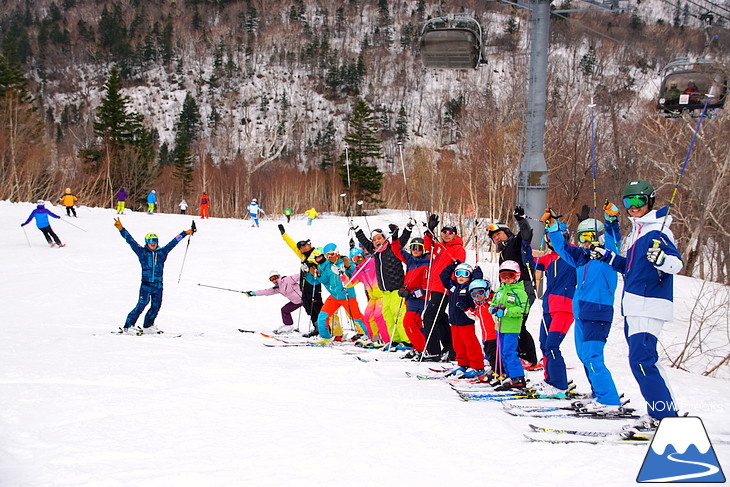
[21,200,65,247]
[114,217,195,335]
[248,198,262,227]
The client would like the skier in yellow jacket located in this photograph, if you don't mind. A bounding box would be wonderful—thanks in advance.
[59,188,78,217]
[304,208,318,226]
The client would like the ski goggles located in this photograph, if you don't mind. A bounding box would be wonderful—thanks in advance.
[470,288,487,299]
[352,254,365,264]
[454,269,472,278]
[578,231,597,243]
[269,275,280,282]
[441,228,457,235]
[486,223,501,232]
[623,194,649,209]
[144,233,158,244]
[499,270,517,280]
[409,242,425,251]
[325,251,338,258]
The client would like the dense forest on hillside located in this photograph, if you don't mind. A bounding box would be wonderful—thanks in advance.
[0,0,728,282]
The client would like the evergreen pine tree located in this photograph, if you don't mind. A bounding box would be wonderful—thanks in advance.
[340,98,383,204]
[395,105,408,144]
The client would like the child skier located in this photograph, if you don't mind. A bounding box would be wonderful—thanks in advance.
[440,262,486,378]
[545,203,623,413]
[391,225,430,358]
[467,279,500,380]
[591,180,683,425]
[522,218,576,398]
[492,260,531,391]
[21,200,65,247]
[304,207,318,225]
[114,217,195,334]
[245,270,303,335]
[59,188,78,217]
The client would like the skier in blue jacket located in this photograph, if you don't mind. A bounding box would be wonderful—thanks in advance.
[114,217,195,335]
[21,200,65,247]
[545,203,623,412]
[590,180,683,425]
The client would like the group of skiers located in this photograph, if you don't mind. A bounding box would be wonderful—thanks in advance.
[247,178,682,428]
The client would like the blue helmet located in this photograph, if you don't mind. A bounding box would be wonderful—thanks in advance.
[323,243,338,255]
[349,247,364,259]
[468,279,491,293]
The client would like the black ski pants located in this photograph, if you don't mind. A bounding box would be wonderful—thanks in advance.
[300,279,323,332]
[422,291,452,356]
[39,225,62,246]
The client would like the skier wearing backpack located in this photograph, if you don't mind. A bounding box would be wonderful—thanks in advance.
[590,180,683,425]
[114,217,195,335]
[21,200,65,247]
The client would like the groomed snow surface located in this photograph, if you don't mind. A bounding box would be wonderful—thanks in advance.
[1,201,728,487]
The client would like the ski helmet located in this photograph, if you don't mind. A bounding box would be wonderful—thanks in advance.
[454,263,473,278]
[144,232,159,244]
[37,200,45,206]
[441,224,457,234]
[498,260,521,281]
[308,247,325,263]
[622,179,655,210]
[409,237,425,251]
[323,243,338,256]
[269,270,280,278]
[468,278,491,295]
[349,247,364,260]
[296,239,311,249]
[576,219,605,235]
[65,188,71,193]
[487,222,512,240]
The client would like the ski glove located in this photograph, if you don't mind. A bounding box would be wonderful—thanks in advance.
[398,288,410,299]
[540,208,560,227]
[278,224,286,235]
[243,291,255,297]
[513,206,525,221]
[427,214,439,232]
[647,245,666,266]
[20,223,25,227]
[389,223,399,239]
[406,217,416,230]
[489,305,505,318]
[349,221,359,233]
[576,205,591,223]
[604,201,619,223]
[589,244,608,261]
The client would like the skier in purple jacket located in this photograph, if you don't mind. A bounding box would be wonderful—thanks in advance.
[245,271,303,334]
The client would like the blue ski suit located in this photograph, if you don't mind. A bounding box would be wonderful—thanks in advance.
[120,228,189,329]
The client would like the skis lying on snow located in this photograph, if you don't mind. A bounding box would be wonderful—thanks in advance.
[501,400,639,419]
[523,431,652,445]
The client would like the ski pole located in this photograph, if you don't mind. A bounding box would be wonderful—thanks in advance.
[177,220,196,284]
[21,225,31,247]
[661,95,713,233]
[197,283,248,293]
[60,217,87,232]
[357,200,372,234]
[397,141,413,220]
[589,99,599,234]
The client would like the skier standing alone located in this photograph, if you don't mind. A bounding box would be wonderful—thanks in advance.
[59,188,78,217]
[114,217,195,335]
[21,200,65,247]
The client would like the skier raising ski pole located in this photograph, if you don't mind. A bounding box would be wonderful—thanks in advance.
[177,220,196,283]
[114,217,196,335]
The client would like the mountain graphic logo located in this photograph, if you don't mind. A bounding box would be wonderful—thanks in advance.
[637,416,726,483]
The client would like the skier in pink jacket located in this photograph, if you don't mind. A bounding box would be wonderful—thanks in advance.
[245,271,303,334]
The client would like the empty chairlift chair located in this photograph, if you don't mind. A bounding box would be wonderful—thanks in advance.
[420,14,484,69]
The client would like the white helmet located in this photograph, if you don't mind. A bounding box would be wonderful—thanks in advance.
[37,199,45,206]
[269,270,280,278]
[252,198,257,203]
[498,260,521,281]
[454,263,473,277]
